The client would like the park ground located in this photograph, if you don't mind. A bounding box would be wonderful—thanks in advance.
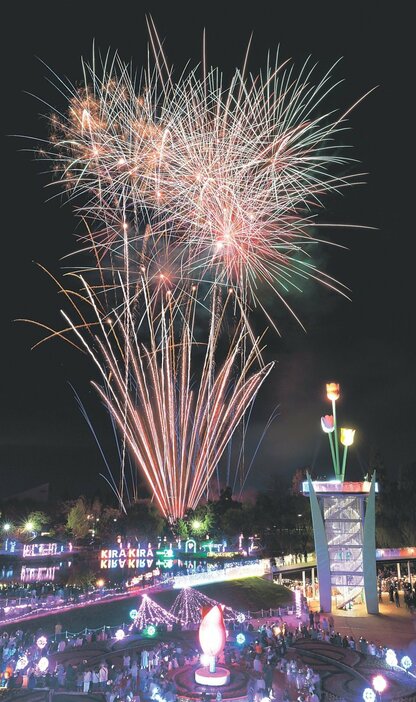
[2,577,415,657]
[1,577,293,636]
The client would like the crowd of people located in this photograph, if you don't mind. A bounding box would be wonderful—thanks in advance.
[304,609,411,661]
[231,621,321,702]
[0,587,415,701]
[377,569,416,610]
[0,615,323,701]
[0,625,189,700]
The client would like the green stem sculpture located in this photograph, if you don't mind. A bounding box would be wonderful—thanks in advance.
[332,399,341,478]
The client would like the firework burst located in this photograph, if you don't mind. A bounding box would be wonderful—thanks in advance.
[38,33,370,324]
[38,275,273,521]
[24,25,370,516]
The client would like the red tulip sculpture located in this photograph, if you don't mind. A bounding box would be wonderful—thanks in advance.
[199,604,226,672]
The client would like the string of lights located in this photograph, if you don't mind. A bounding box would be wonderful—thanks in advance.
[129,593,179,630]
[169,586,241,624]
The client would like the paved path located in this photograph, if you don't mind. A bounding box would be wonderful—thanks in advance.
[289,639,416,701]
[307,593,416,652]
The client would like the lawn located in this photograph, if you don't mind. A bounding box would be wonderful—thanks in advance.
[0,577,292,636]
[155,577,293,612]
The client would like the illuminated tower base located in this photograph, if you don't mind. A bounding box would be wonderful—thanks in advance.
[303,474,378,614]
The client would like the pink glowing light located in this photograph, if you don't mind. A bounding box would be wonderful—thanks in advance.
[199,605,226,658]
[372,675,387,694]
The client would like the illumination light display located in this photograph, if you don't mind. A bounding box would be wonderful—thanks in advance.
[195,604,230,686]
[36,636,47,650]
[173,561,265,588]
[199,605,226,661]
[372,675,387,694]
[385,649,398,667]
[16,655,29,671]
[362,690,376,702]
[295,588,302,618]
[38,657,49,673]
[322,383,356,482]
[27,22,367,520]
[401,655,412,671]
[307,383,379,614]
[115,629,125,640]
[170,586,241,625]
[100,544,154,570]
[129,594,179,630]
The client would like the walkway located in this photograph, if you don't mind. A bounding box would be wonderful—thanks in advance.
[288,639,416,701]
[308,593,416,651]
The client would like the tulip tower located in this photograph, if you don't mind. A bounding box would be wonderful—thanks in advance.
[303,383,379,614]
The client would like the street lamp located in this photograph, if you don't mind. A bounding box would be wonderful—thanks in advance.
[24,521,34,533]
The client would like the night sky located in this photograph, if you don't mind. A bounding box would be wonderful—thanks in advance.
[1,3,414,500]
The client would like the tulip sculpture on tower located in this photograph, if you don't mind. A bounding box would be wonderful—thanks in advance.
[322,383,355,482]
[304,381,379,614]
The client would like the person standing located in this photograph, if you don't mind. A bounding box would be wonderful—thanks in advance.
[83,669,92,693]
[141,648,149,669]
[264,662,274,698]
[56,663,65,689]
[91,668,99,691]
[253,655,263,673]
[130,660,138,692]
[394,589,400,607]
[99,663,108,691]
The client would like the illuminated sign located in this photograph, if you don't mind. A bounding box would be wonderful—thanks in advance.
[100,544,154,570]
[3,539,17,554]
[155,548,175,569]
[376,547,416,560]
[3,541,73,557]
[23,543,63,557]
[21,565,61,582]
[200,541,227,554]
[302,480,379,494]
